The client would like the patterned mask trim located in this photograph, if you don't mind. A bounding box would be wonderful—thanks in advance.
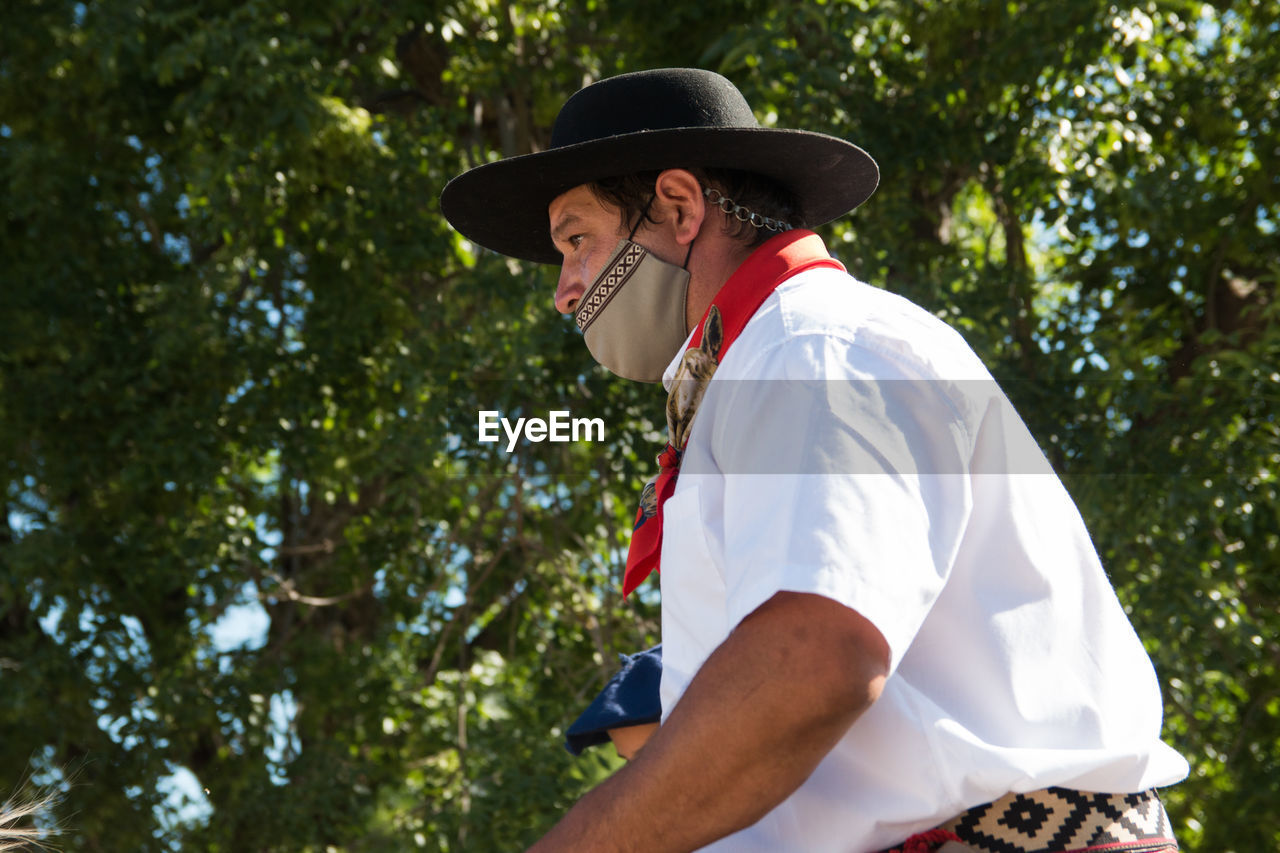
[574,238,691,383]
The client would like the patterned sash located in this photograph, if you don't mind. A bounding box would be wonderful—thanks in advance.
[881,787,1179,853]
[620,230,845,597]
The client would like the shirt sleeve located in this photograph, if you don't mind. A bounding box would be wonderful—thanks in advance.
[707,333,975,674]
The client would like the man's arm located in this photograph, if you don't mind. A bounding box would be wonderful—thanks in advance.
[528,591,890,853]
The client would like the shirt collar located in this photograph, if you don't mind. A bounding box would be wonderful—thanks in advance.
[662,230,836,390]
[662,326,699,390]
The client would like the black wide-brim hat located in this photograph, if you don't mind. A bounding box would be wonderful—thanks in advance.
[440,68,879,265]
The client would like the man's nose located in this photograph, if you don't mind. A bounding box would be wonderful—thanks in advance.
[555,266,584,315]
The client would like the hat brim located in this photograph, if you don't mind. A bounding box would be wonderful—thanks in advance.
[440,127,878,265]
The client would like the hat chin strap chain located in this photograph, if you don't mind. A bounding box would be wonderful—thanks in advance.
[703,187,793,233]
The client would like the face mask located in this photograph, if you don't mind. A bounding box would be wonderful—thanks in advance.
[574,238,691,383]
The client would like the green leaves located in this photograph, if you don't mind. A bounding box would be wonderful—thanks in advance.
[1,1,1277,850]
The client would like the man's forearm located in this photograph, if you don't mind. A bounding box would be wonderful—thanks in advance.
[528,592,889,853]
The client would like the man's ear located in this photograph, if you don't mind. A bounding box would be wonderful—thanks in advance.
[652,169,706,247]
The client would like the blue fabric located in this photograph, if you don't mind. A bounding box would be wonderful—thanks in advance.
[565,645,663,755]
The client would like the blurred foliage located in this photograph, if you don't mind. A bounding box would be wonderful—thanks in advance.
[0,0,1276,850]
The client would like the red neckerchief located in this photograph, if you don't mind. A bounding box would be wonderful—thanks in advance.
[622,229,845,597]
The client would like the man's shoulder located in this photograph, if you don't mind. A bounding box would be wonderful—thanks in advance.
[733,266,992,383]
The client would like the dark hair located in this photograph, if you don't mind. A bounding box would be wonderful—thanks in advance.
[588,168,804,248]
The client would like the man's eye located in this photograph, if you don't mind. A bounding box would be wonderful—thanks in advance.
[569,234,583,248]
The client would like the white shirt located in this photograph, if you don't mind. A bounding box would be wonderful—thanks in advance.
[657,265,1188,853]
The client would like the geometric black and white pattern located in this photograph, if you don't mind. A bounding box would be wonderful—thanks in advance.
[936,787,1179,853]
[575,242,645,332]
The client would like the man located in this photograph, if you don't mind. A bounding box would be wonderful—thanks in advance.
[442,68,1187,853]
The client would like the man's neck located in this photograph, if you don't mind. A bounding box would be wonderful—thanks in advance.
[684,239,758,333]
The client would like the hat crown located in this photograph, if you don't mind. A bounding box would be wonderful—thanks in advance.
[550,68,761,149]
